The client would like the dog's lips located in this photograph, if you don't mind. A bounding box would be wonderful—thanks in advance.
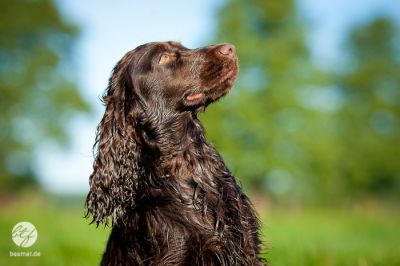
[185,57,238,106]
[205,67,237,94]
[213,59,238,89]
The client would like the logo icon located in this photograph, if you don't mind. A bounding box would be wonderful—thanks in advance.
[11,222,38,248]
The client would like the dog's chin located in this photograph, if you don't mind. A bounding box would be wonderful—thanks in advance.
[182,82,235,112]
[204,70,237,103]
[185,71,237,108]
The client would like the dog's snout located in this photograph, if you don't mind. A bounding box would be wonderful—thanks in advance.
[218,44,235,57]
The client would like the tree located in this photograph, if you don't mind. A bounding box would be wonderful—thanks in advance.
[338,18,400,199]
[0,0,90,190]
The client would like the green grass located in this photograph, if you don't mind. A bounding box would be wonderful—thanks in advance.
[263,207,400,266]
[1,193,399,265]
[0,193,110,266]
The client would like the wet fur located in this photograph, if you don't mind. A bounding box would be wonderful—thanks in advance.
[86,42,265,265]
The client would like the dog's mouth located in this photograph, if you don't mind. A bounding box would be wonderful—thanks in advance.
[185,59,238,107]
[204,65,238,100]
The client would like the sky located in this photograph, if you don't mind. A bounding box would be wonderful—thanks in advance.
[39,0,400,194]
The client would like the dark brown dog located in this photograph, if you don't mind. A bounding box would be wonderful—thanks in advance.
[86,42,265,265]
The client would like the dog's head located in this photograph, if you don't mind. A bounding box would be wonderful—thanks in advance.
[86,42,239,225]
[112,41,238,113]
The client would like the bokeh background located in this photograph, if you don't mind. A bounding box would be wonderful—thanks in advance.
[1,0,399,265]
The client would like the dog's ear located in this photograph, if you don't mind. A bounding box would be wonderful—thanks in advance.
[86,52,142,225]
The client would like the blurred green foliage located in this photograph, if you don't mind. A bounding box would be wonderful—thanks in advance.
[338,19,400,199]
[0,0,91,190]
[201,0,400,204]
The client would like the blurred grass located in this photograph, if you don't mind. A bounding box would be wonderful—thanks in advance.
[262,205,400,266]
[0,192,110,266]
[1,193,399,266]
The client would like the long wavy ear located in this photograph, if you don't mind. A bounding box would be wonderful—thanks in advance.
[86,52,141,226]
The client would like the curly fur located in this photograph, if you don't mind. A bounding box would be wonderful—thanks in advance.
[86,42,265,265]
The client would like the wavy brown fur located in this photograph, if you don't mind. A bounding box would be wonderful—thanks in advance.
[86,41,266,265]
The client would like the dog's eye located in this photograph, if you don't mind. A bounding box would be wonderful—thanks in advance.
[159,53,174,65]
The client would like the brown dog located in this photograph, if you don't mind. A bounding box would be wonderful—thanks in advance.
[86,42,265,265]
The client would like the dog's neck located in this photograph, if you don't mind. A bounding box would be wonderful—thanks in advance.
[139,111,204,153]
[161,112,205,150]
[138,109,228,175]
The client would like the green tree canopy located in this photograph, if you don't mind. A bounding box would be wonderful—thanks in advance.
[337,18,400,199]
[0,0,90,190]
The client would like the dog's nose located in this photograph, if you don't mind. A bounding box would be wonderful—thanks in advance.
[218,44,236,57]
